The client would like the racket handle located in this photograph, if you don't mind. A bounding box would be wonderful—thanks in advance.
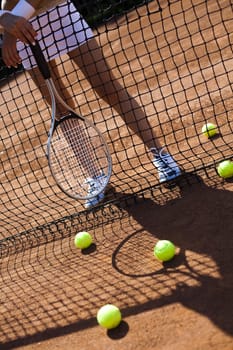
[30,41,51,80]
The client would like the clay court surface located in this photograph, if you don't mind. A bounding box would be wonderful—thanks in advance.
[0,1,233,349]
[1,174,233,350]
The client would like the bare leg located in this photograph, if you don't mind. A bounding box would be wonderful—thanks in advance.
[29,39,180,193]
[68,38,163,151]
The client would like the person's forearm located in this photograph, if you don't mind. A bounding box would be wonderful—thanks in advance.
[0,10,10,28]
[0,10,9,16]
[0,1,37,43]
[0,1,35,30]
[0,10,10,18]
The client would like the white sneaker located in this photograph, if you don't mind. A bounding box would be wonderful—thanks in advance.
[151,148,181,183]
[84,173,107,209]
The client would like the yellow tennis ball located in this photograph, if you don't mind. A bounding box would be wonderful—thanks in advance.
[217,160,233,179]
[97,304,122,329]
[74,231,92,249]
[201,123,217,138]
[154,240,176,262]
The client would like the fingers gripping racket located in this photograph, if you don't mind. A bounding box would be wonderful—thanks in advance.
[30,42,112,201]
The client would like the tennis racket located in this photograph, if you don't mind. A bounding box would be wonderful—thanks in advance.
[30,41,112,201]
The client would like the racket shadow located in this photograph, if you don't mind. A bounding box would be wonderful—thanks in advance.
[112,232,189,278]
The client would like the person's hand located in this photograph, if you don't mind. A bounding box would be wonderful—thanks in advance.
[0,12,37,44]
[2,31,21,67]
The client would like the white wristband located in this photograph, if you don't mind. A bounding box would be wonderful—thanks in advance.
[12,0,35,20]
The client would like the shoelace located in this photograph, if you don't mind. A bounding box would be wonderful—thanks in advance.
[150,147,167,156]
[151,147,174,172]
[150,147,167,162]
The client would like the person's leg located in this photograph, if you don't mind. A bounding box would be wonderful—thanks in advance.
[68,38,181,182]
[68,38,161,151]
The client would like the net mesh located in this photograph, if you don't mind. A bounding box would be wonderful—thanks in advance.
[0,0,233,242]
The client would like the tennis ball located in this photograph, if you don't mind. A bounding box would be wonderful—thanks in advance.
[97,304,122,329]
[201,123,217,138]
[74,231,92,249]
[154,240,176,262]
[217,160,233,179]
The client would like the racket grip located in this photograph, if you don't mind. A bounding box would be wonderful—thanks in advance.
[30,41,51,80]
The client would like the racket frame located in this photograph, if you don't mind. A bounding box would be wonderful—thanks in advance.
[30,42,112,200]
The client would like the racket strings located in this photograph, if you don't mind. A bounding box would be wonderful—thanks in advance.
[48,117,110,199]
